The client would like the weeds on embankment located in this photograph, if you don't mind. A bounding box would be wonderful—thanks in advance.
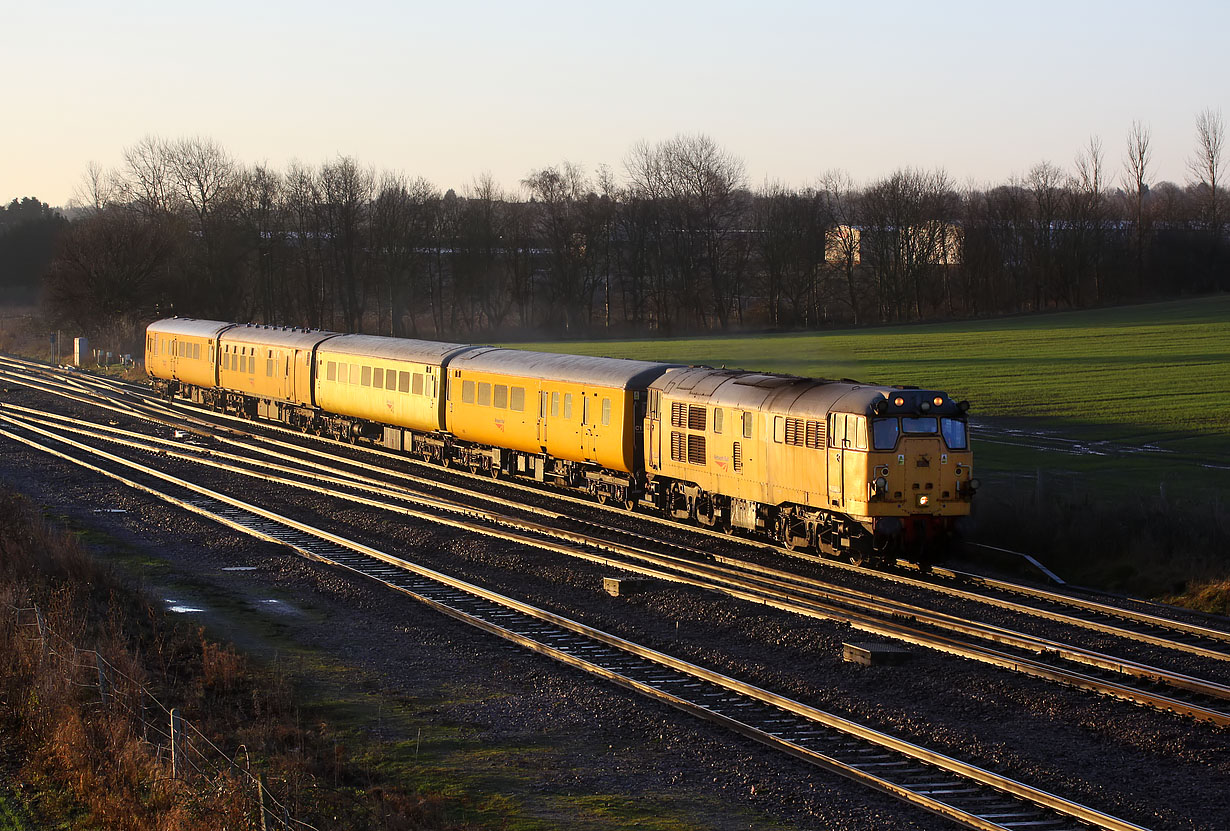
[971,484,1230,605]
[0,489,466,830]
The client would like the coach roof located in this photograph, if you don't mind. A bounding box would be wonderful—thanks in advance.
[317,334,480,365]
[451,347,680,389]
[147,318,237,339]
[219,323,341,350]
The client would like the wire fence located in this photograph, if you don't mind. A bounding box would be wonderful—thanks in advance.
[10,603,320,831]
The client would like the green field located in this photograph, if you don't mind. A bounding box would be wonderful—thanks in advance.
[508,295,1230,500]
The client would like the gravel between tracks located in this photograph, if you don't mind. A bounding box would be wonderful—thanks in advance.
[2,378,1227,830]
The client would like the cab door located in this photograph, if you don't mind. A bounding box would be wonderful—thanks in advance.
[827,413,845,508]
[647,391,661,470]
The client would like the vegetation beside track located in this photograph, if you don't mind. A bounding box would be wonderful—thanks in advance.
[0,488,466,830]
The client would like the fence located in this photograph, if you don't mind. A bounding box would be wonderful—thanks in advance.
[10,603,318,831]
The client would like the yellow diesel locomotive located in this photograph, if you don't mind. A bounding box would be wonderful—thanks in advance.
[646,368,974,563]
[145,318,974,563]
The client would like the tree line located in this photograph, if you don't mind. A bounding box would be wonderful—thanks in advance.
[17,115,1230,350]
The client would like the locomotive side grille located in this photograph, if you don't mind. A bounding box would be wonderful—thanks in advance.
[671,402,686,428]
[688,405,707,431]
[784,418,806,446]
[687,434,706,465]
[733,441,743,473]
[670,431,684,462]
[806,420,825,449]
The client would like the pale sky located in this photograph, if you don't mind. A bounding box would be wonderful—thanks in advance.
[2,0,1226,207]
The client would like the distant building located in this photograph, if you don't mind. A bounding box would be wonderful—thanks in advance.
[825,223,963,267]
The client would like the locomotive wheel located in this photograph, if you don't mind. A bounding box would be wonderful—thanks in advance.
[489,465,502,479]
[595,491,608,505]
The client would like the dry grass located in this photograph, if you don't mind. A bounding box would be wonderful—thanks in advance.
[0,488,471,830]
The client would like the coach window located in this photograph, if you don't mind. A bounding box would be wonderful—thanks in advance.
[564,393,573,420]
[478,382,492,406]
[551,391,560,417]
[494,384,507,409]
[361,366,372,387]
[601,397,611,426]
[373,368,384,389]
[351,364,360,384]
[398,371,410,393]
[462,380,476,404]
[540,391,548,418]
[872,418,899,450]
[412,373,423,395]
[941,418,968,450]
[510,387,525,412]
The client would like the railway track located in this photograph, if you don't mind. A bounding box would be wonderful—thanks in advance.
[5,401,1230,728]
[0,411,1152,831]
[5,352,1225,668]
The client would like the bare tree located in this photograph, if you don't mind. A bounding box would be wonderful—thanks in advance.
[1122,120,1152,291]
[818,170,862,324]
[1070,136,1109,303]
[1189,108,1225,241]
[522,162,592,332]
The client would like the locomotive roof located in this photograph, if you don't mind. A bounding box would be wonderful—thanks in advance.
[317,334,480,365]
[652,367,963,417]
[146,318,237,339]
[450,347,680,389]
[219,323,341,350]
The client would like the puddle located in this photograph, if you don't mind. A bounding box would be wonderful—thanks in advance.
[164,599,206,614]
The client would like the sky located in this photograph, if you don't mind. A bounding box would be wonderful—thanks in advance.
[2,0,1226,208]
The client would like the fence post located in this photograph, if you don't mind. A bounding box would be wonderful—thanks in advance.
[170,708,185,779]
[96,653,111,708]
[258,774,270,831]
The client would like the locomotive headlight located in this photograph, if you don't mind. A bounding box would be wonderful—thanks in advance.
[873,476,888,495]
[933,396,944,407]
[917,494,930,507]
[969,478,981,492]
[893,396,904,407]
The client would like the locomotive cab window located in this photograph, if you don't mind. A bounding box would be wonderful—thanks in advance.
[941,418,968,450]
[902,417,938,434]
[714,408,724,434]
[872,418,899,450]
[742,411,753,438]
